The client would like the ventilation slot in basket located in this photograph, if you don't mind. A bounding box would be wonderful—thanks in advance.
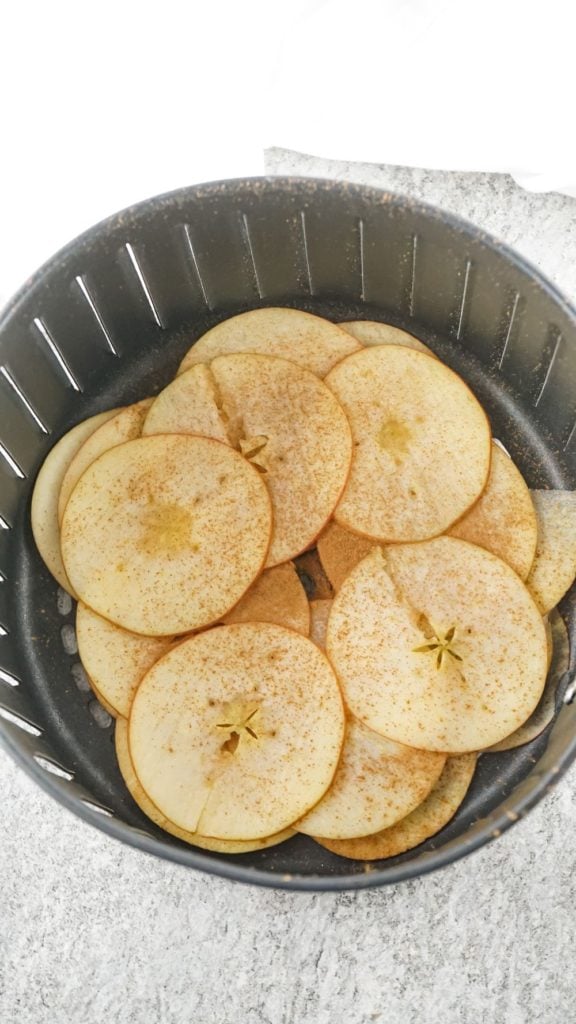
[299,211,314,295]
[456,260,472,341]
[81,799,113,817]
[358,218,366,302]
[240,213,264,300]
[0,705,42,736]
[32,318,82,392]
[124,243,164,328]
[0,366,49,434]
[74,275,118,356]
[182,224,212,309]
[33,754,74,781]
[408,233,418,318]
[534,330,563,408]
[497,293,521,369]
[564,417,576,453]
[0,441,25,479]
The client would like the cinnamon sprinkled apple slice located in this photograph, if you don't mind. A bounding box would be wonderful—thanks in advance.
[326,345,491,542]
[339,320,435,356]
[178,307,360,379]
[449,443,537,579]
[115,718,294,853]
[61,435,272,636]
[224,562,310,635]
[31,408,120,594]
[526,490,576,613]
[297,717,445,840]
[315,754,477,860]
[58,399,152,524]
[129,623,345,840]
[327,541,547,752]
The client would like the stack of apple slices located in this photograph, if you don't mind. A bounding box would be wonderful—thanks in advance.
[31,308,576,861]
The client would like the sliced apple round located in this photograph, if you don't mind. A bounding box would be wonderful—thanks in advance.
[297,717,445,839]
[137,353,352,568]
[212,353,353,567]
[327,541,547,752]
[129,623,345,839]
[326,346,491,542]
[339,320,435,356]
[76,602,177,718]
[486,609,569,752]
[223,562,310,635]
[115,718,294,853]
[209,353,353,566]
[142,364,229,444]
[526,490,576,613]
[58,399,152,524]
[61,435,272,636]
[448,442,537,579]
[31,408,120,594]
[317,520,375,591]
[178,307,361,379]
[315,753,477,860]
[309,599,332,650]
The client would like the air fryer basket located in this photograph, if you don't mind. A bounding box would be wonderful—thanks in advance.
[0,177,575,891]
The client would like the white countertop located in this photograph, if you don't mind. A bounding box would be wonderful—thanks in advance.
[1,149,576,1024]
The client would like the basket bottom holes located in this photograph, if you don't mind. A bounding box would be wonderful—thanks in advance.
[88,700,113,729]
[60,624,78,655]
[70,661,91,693]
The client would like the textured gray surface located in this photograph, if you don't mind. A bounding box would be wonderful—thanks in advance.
[265,148,576,301]
[2,150,576,1023]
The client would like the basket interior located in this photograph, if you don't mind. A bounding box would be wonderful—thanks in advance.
[0,177,575,889]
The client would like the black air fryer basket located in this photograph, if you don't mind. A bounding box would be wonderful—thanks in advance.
[0,177,575,891]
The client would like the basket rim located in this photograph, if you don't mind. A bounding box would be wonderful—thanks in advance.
[3,174,576,332]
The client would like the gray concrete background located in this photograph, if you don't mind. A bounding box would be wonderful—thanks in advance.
[1,149,576,1024]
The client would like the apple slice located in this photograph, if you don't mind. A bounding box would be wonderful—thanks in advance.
[223,562,310,635]
[309,599,332,649]
[339,320,435,356]
[115,718,294,853]
[293,550,334,600]
[315,753,477,860]
[76,602,177,718]
[209,354,353,566]
[448,443,537,579]
[129,623,345,839]
[178,308,361,379]
[326,346,491,542]
[58,399,152,524]
[31,408,120,594]
[61,435,272,636]
[526,490,576,613]
[327,541,547,752]
[317,520,375,591]
[486,609,569,752]
[296,717,445,839]
[142,364,229,444]
[136,353,352,568]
